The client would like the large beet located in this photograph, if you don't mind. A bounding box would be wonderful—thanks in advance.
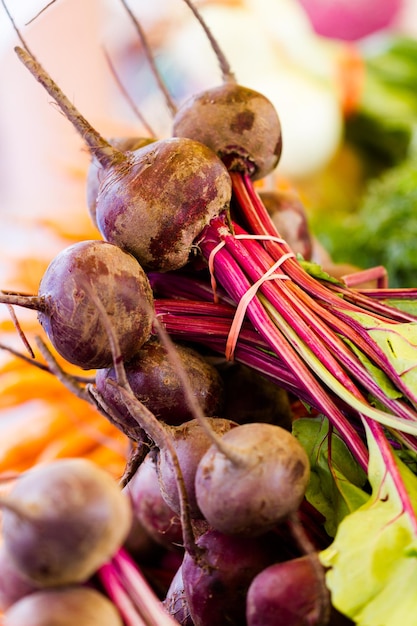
[1,459,132,587]
[96,137,232,272]
[37,240,154,369]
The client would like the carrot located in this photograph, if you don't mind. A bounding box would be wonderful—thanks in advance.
[37,414,128,463]
[84,445,128,479]
[0,409,73,473]
[336,43,365,117]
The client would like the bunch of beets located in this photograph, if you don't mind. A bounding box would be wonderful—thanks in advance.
[2,0,417,624]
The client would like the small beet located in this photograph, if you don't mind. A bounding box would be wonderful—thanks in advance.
[195,422,310,536]
[246,555,331,626]
[182,527,286,626]
[260,189,313,261]
[95,337,224,428]
[124,451,183,551]
[156,417,238,519]
[0,544,38,612]
[37,240,154,369]
[175,0,282,180]
[163,564,194,626]
[173,83,282,180]
[4,586,123,626]
[219,362,292,429]
[0,240,154,370]
[1,458,132,587]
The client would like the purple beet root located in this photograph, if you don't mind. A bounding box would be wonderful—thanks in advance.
[95,337,224,428]
[219,362,292,429]
[173,83,282,180]
[0,545,38,612]
[246,555,331,626]
[195,422,310,536]
[124,451,183,551]
[163,564,194,626]
[0,458,132,587]
[260,189,313,261]
[87,136,155,227]
[0,240,154,370]
[96,136,232,272]
[3,586,123,626]
[156,417,238,519]
[182,527,287,626]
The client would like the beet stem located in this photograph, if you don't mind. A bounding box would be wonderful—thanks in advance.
[14,46,126,170]
[6,304,34,357]
[287,511,331,625]
[181,0,236,83]
[86,284,200,560]
[113,549,181,626]
[102,45,156,137]
[98,561,148,626]
[119,0,177,116]
[0,291,46,312]
[153,313,244,465]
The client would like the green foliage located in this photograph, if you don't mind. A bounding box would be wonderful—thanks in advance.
[320,422,417,626]
[316,154,417,288]
[292,416,368,537]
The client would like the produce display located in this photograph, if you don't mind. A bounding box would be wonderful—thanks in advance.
[1,1,417,625]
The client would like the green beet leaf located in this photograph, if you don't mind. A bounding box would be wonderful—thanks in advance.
[292,415,368,537]
[320,421,417,625]
[344,310,417,402]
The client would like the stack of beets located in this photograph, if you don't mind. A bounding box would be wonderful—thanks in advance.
[2,0,400,624]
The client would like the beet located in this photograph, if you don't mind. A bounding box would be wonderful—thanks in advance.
[4,586,123,626]
[124,451,183,551]
[95,136,232,272]
[219,361,292,429]
[37,240,154,369]
[163,564,194,626]
[86,136,155,227]
[173,83,282,180]
[173,1,282,179]
[95,337,224,428]
[181,527,286,626]
[246,555,331,626]
[0,240,154,370]
[259,189,313,261]
[13,48,232,274]
[0,545,38,612]
[0,458,132,586]
[156,417,237,519]
[195,422,310,536]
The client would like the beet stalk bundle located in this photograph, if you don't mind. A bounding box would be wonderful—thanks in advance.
[4,1,417,624]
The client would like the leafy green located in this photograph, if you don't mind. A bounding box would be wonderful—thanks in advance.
[384,299,417,316]
[298,257,343,285]
[346,35,417,166]
[315,153,417,288]
[292,416,368,537]
[320,422,417,625]
[344,310,417,401]
[342,335,403,401]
